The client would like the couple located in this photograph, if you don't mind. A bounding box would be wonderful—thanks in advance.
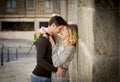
[31,14,78,82]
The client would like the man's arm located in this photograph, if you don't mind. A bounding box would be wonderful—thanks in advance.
[37,36,57,72]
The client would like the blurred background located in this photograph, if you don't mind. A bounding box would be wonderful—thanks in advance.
[0,0,120,82]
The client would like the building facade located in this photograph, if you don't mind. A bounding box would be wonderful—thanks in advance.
[0,0,67,40]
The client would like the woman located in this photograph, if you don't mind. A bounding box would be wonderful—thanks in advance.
[50,23,78,82]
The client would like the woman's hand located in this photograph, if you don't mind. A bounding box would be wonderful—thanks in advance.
[49,36,56,47]
[56,67,65,76]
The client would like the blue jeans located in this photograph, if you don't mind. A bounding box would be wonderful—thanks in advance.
[31,73,51,82]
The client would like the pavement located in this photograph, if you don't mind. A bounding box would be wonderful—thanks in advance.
[0,57,36,82]
[0,39,36,82]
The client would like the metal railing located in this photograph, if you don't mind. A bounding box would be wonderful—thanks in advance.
[0,44,36,66]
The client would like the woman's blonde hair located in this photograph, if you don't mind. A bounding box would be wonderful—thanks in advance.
[63,23,78,48]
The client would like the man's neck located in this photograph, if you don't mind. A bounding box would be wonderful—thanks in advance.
[47,30,52,36]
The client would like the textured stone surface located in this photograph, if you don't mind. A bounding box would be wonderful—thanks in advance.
[76,6,94,82]
[78,7,95,56]
[78,40,93,82]
[68,0,120,82]
[94,0,120,9]
[53,0,60,14]
[0,0,60,16]
[69,52,78,82]
[93,56,119,82]
[93,9,119,56]
[17,0,26,15]
[67,0,77,22]
[119,28,120,76]
[0,0,6,15]
[59,0,67,19]
[79,0,95,8]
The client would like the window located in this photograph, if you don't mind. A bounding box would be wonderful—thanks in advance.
[6,0,16,13]
[26,0,35,9]
[39,22,48,28]
[45,0,53,13]
[1,22,34,31]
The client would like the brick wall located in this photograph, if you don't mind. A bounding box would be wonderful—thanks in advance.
[0,0,6,15]
[17,0,26,15]
[0,0,51,16]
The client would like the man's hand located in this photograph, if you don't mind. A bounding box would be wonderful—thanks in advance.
[56,67,65,76]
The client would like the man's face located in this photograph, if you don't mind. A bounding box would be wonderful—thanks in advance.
[53,25,64,35]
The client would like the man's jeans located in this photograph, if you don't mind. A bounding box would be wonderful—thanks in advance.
[31,73,51,82]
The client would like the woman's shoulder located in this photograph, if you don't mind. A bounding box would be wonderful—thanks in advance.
[65,45,75,51]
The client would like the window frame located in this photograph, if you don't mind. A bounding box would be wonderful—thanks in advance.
[44,0,53,13]
[6,0,17,13]
[26,0,35,9]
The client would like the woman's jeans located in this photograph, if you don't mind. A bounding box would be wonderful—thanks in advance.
[31,73,51,82]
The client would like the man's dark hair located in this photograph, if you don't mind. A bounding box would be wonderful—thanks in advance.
[48,15,67,26]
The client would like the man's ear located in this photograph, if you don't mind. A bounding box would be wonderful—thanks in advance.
[51,23,56,28]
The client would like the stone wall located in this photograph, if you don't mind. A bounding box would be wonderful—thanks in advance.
[59,0,67,19]
[17,0,26,15]
[68,0,120,82]
[53,0,60,14]
[0,0,61,16]
[0,22,1,30]
[93,7,119,82]
[118,3,120,76]
[119,28,120,76]
[0,0,6,15]
[67,0,78,22]
[77,3,94,82]
[67,0,78,82]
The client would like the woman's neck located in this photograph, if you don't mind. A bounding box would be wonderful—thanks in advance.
[62,39,69,48]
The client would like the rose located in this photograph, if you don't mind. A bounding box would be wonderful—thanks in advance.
[37,26,48,38]
[27,26,48,55]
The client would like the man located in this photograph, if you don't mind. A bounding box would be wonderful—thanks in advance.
[31,15,67,82]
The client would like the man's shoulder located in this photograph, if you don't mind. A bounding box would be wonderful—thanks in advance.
[38,33,49,42]
[39,33,49,39]
[42,33,49,39]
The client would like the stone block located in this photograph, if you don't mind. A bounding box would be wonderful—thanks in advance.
[77,39,93,82]
[78,6,95,56]
[93,56,119,82]
[93,9,119,56]
[69,52,78,82]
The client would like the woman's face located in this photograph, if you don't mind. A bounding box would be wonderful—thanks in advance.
[60,26,69,39]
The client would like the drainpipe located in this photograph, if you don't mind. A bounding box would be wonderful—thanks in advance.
[66,0,68,21]
[35,0,38,32]
[76,0,78,82]
[76,0,78,23]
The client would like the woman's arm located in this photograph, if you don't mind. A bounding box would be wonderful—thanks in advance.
[52,45,75,67]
